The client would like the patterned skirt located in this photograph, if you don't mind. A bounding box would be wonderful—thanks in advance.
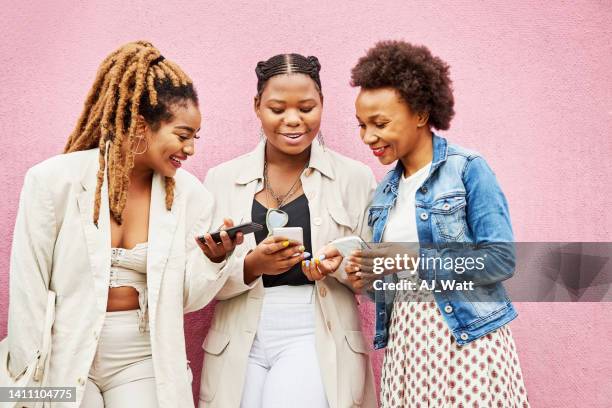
[380,280,530,408]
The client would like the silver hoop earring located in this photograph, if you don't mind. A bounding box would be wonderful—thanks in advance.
[259,127,265,141]
[131,137,148,155]
[317,130,325,149]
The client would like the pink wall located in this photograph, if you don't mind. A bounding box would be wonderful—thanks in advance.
[1,1,611,406]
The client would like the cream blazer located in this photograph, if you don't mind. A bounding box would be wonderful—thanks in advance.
[6,148,239,407]
[199,140,378,408]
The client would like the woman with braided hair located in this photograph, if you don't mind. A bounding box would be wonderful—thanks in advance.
[199,53,376,408]
[3,41,242,407]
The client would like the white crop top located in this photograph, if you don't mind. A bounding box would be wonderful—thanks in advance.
[109,242,148,332]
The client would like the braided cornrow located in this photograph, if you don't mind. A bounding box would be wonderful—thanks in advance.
[255,53,322,99]
[64,41,198,226]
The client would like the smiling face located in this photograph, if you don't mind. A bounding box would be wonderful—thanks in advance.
[255,73,323,156]
[355,87,430,167]
[135,100,201,177]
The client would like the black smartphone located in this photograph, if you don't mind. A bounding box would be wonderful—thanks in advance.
[199,222,264,244]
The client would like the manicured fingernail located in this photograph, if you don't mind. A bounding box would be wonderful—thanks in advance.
[282,241,289,247]
[315,259,320,265]
[303,252,311,259]
[299,245,305,251]
[302,261,306,267]
[305,260,310,267]
[319,254,326,261]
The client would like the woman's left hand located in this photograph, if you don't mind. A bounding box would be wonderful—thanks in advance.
[196,218,244,263]
[301,245,343,281]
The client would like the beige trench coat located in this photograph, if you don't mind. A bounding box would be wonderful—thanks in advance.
[6,148,238,407]
[199,140,378,408]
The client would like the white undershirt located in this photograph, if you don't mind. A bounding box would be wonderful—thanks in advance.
[383,162,432,243]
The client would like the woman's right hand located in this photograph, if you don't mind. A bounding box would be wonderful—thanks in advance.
[345,242,420,291]
[345,250,378,292]
[243,236,308,284]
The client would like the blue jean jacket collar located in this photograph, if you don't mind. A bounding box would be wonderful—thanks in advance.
[382,134,447,196]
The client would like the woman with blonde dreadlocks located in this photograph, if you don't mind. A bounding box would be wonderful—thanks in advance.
[3,41,242,407]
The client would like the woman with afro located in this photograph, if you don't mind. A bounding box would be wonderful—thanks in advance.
[346,40,530,407]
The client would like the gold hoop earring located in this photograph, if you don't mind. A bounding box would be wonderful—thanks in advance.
[132,137,148,155]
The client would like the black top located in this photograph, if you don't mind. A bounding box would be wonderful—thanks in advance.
[252,194,313,287]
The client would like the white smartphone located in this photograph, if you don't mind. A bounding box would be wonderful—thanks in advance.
[330,235,370,257]
[271,227,304,244]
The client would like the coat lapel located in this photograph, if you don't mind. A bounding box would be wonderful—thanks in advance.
[146,172,179,323]
[76,147,180,317]
[76,149,111,313]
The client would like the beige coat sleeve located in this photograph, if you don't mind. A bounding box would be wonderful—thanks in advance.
[202,167,262,301]
[183,186,238,313]
[213,250,260,301]
[7,169,56,376]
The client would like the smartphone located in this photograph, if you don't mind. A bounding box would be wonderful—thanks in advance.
[272,227,304,244]
[200,222,263,244]
[330,235,371,257]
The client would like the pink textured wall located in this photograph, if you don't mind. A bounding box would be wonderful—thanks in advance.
[1,1,611,406]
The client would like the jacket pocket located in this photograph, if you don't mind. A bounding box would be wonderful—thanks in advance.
[328,205,358,232]
[431,196,467,241]
[343,330,368,406]
[199,329,231,402]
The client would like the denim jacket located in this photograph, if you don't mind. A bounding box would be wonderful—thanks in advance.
[369,134,517,349]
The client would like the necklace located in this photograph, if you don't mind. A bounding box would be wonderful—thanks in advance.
[264,159,308,208]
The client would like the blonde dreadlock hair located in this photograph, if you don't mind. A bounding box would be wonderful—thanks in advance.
[64,41,198,226]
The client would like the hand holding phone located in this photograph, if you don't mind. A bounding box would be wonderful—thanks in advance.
[203,222,263,245]
[301,244,343,281]
[196,218,253,263]
[243,234,308,283]
[272,227,303,256]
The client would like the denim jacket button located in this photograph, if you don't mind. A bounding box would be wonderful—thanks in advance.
[444,305,453,313]
[460,332,469,341]
[420,212,429,221]
[443,203,451,210]
[420,186,428,193]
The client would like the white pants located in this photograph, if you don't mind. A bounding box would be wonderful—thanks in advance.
[81,310,157,407]
[240,285,329,408]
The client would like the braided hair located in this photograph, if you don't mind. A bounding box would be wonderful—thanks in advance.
[255,53,322,100]
[64,41,198,226]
